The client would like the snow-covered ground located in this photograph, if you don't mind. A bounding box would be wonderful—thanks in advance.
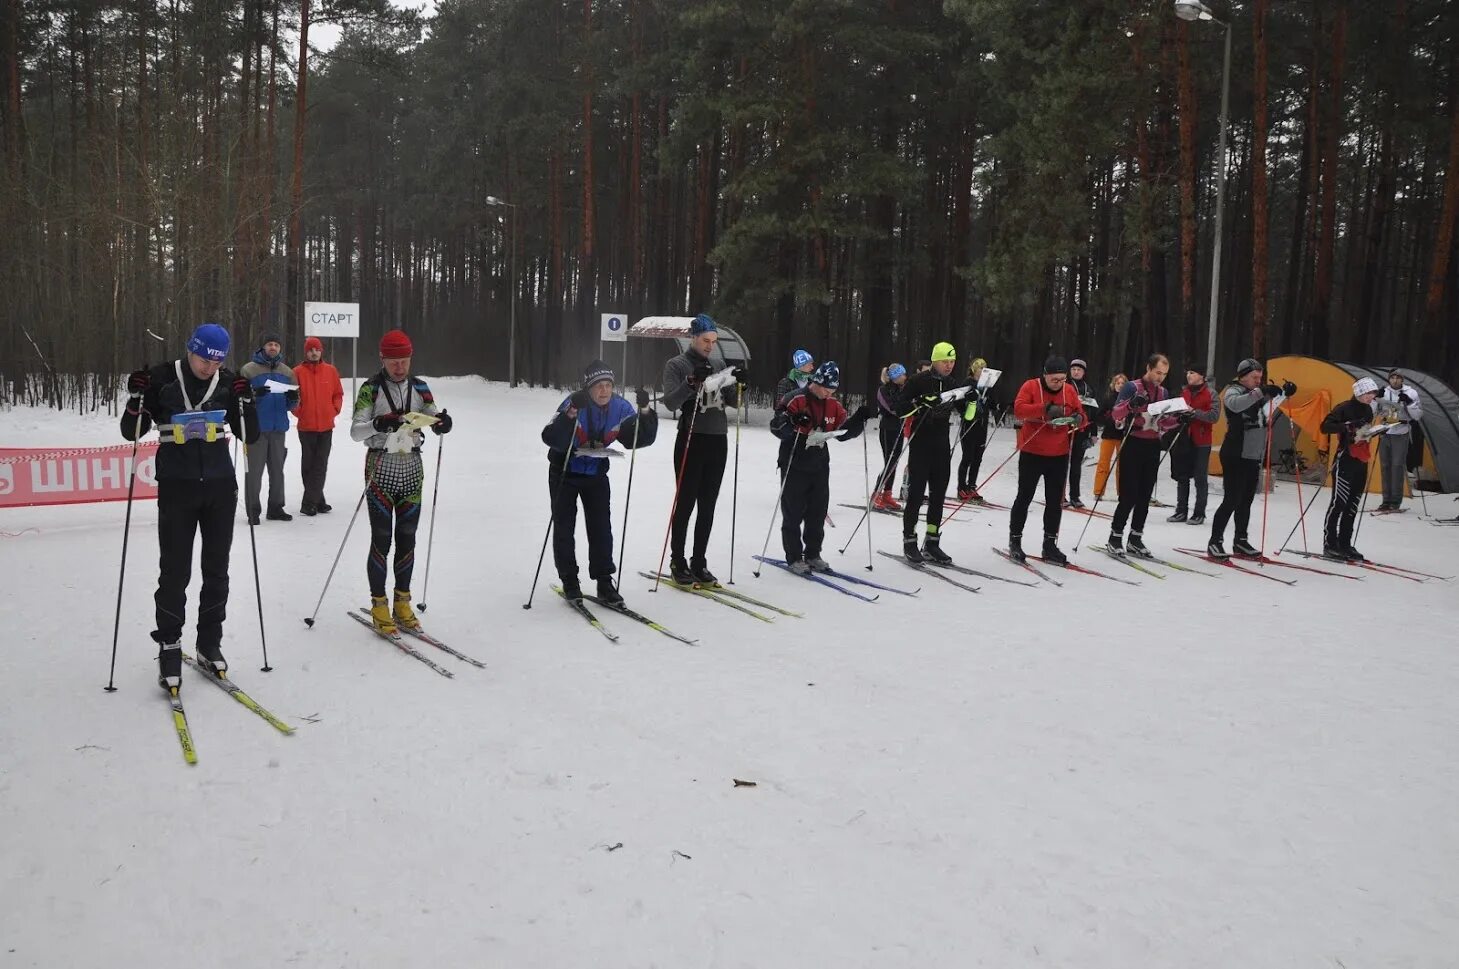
[2,377,1456,968]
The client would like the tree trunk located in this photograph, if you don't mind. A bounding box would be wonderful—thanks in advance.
[286,0,311,346]
[1176,20,1196,320]
[1310,3,1346,357]
[1251,0,1270,358]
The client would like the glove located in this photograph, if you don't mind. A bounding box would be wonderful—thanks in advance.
[231,376,254,402]
[687,361,713,387]
[636,388,651,409]
[569,389,592,412]
[1044,403,1066,420]
[1177,410,1194,424]
[431,410,452,435]
[126,369,150,395]
[790,409,814,430]
[731,365,749,383]
[1262,383,1282,398]
[854,403,875,421]
[285,389,300,408]
[373,413,405,433]
[1131,388,1148,410]
[1282,381,1297,397]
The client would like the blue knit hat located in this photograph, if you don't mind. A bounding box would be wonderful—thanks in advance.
[690,313,717,335]
[792,348,813,368]
[887,363,907,381]
[186,323,230,362]
[810,361,841,390]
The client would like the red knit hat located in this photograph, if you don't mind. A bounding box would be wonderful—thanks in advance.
[379,329,413,359]
[304,336,324,353]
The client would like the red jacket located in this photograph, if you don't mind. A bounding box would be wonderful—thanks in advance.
[1182,383,1217,447]
[294,358,344,432]
[1013,378,1088,457]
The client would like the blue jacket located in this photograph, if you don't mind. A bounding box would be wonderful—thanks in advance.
[542,395,658,475]
[238,349,298,433]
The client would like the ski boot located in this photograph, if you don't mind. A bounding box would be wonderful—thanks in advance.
[805,555,832,573]
[299,503,318,517]
[596,577,625,608]
[157,640,183,692]
[875,489,902,512]
[788,559,812,576]
[369,595,398,635]
[967,491,988,506]
[1067,498,1085,510]
[1007,534,1027,564]
[1322,544,1348,562]
[1187,514,1205,526]
[559,575,584,603]
[1343,545,1366,562]
[1041,534,1068,567]
[669,558,695,586]
[393,589,422,632]
[1231,537,1259,558]
[1166,510,1188,523]
[1107,532,1125,555]
[957,487,975,502]
[318,500,333,513]
[690,561,720,588]
[1207,539,1229,560]
[922,531,953,565]
[1126,532,1152,559]
[266,507,294,522]
[902,535,925,563]
[194,641,228,677]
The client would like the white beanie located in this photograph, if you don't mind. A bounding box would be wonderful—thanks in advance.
[1352,377,1380,397]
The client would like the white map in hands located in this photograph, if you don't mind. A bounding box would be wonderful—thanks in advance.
[1147,397,1191,417]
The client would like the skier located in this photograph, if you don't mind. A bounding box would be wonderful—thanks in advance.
[1374,370,1422,511]
[239,332,299,524]
[1006,357,1088,565]
[1166,364,1219,526]
[1107,353,1180,557]
[956,357,992,503]
[774,349,816,412]
[769,362,873,573]
[294,335,344,516]
[122,323,260,690]
[1320,377,1383,561]
[660,313,746,586]
[873,363,909,511]
[350,329,454,634]
[542,360,658,605]
[1092,373,1127,499]
[1206,359,1293,559]
[1063,358,1098,509]
[895,341,965,564]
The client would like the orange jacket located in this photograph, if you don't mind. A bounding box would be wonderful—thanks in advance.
[294,359,344,432]
[1012,377,1088,457]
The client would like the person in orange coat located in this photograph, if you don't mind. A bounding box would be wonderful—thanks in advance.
[295,336,344,515]
[1006,357,1088,565]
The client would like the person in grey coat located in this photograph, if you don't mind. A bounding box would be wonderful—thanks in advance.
[660,314,747,586]
[1375,370,1422,511]
[1207,358,1294,558]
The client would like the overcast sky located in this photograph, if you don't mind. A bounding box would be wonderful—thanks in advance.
[312,0,436,52]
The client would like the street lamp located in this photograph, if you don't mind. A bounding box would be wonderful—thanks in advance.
[1174,0,1232,377]
[485,195,518,387]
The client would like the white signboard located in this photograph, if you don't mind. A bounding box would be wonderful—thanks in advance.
[600,312,628,344]
[304,302,361,338]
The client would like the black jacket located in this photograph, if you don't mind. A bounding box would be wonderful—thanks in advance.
[1321,398,1376,460]
[121,359,259,481]
[1098,389,1124,441]
[896,369,960,449]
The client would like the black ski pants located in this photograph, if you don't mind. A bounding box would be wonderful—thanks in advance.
[957,417,988,492]
[1325,454,1368,550]
[550,467,615,581]
[1110,436,1160,536]
[298,430,333,507]
[1009,452,1069,540]
[671,430,728,566]
[1210,450,1260,544]
[780,465,831,563]
[878,418,905,493]
[1067,435,1091,504]
[153,477,237,651]
[902,438,952,539]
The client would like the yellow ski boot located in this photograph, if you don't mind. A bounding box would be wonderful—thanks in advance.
[392,589,422,633]
[370,595,398,636]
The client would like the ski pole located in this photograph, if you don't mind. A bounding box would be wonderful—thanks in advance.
[729,383,742,584]
[753,431,801,578]
[1352,436,1380,545]
[1074,421,1135,551]
[1258,400,1282,560]
[1289,426,1310,553]
[105,397,146,693]
[861,425,874,571]
[241,432,272,672]
[1278,447,1331,555]
[838,416,922,555]
[613,391,649,592]
[945,420,1052,526]
[304,450,385,627]
[417,434,444,613]
[652,401,700,592]
[525,436,579,609]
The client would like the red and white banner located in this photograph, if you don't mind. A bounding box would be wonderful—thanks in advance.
[0,443,160,508]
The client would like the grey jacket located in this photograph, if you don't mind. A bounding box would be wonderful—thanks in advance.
[662,349,731,435]
[1221,384,1286,461]
[1377,385,1422,436]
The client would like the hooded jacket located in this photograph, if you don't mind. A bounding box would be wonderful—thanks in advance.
[294,353,344,432]
[238,349,298,433]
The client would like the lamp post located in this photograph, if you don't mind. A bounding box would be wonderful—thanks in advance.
[1174,0,1232,377]
[485,195,518,387]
